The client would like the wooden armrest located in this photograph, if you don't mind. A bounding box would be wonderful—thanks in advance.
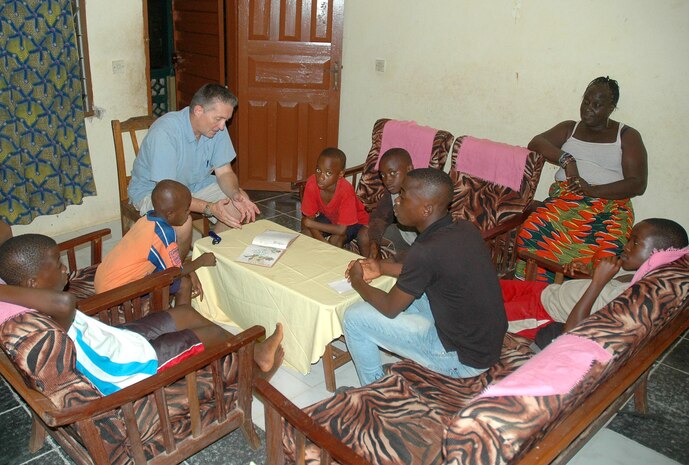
[58,228,111,272]
[480,213,526,241]
[41,325,265,426]
[254,377,373,465]
[76,267,181,317]
[518,251,591,280]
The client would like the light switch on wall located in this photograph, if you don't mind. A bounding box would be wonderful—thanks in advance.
[375,59,386,73]
[112,60,125,74]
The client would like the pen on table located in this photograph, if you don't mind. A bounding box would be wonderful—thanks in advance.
[209,230,222,245]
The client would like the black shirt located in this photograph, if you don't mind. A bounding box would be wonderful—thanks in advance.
[396,215,506,368]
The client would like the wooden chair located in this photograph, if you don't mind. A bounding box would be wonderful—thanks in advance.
[449,136,545,278]
[0,267,264,465]
[59,228,111,300]
[112,116,210,237]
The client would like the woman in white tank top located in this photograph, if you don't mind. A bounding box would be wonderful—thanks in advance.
[516,77,648,282]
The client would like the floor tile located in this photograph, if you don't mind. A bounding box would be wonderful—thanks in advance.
[0,407,56,465]
[661,338,689,374]
[0,379,19,413]
[245,190,287,202]
[644,364,689,415]
[20,450,71,465]
[608,405,689,464]
[185,428,266,465]
[569,428,680,465]
[266,368,312,401]
[256,194,301,216]
[266,214,301,231]
[607,365,689,463]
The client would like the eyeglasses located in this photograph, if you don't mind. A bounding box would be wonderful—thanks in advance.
[209,231,222,245]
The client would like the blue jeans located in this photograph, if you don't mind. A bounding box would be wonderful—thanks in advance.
[343,294,487,385]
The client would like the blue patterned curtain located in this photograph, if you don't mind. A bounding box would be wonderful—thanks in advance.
[0,0,96,225]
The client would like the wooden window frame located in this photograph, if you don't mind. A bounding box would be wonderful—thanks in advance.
[71,0,95,117]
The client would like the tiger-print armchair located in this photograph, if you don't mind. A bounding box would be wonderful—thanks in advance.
[449,137,545,278]
[0,267,264,465]
[256,256,689,465]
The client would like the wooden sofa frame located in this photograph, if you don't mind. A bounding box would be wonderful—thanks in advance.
[254,254,689,465]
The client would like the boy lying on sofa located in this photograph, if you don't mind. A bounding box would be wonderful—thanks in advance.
[502,218,688,346]
[0,233,284,395]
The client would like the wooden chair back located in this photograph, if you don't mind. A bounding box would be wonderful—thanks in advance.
[449,136,546,277]
[111,116,210,237]
[111,116,158,235]
[355,118,453,212]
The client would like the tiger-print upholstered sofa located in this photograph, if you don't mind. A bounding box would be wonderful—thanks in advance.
[255,255,689,465]
[0,267,264,465]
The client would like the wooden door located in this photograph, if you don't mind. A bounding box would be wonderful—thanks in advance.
[172,0,226,108]
[237,0,345,191]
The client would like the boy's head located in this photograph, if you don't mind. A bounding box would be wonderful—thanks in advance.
[152,179,192,227]
[315,148,346,192]
[379,148,413,195]
[621,218,689,271]
[0,234,67,291]
[393,168,452,228]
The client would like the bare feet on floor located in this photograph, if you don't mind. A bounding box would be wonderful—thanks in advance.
[254,323,284,373]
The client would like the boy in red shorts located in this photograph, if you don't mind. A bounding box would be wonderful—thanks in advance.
[0,234,284,394]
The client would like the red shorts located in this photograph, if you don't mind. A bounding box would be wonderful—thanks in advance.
[119,311,204,371]
[500,279,553,339]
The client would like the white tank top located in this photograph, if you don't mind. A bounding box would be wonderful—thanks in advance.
[555,122,625,185]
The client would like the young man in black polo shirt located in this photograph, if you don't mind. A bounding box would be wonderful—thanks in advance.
[344,168,506,385]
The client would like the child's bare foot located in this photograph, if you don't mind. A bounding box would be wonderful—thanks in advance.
[254,323,283,372]
[258,345,284,381]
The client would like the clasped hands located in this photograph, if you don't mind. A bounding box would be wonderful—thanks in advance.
[345,257,381,283]
[566,175,592,196]
[207,190,261,228]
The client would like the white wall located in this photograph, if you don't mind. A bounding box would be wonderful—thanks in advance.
[12,0,689,239]
[338,0,689,231]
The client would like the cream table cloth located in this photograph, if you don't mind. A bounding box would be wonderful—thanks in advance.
[192,220,395,373]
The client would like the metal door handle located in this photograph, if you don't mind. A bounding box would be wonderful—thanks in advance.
[331,62,340,90]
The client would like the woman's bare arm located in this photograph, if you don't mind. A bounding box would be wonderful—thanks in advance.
[527,121,576,165]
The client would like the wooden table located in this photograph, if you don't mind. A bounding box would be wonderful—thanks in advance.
[192,219,395,390]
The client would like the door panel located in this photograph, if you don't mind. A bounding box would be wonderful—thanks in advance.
[237,0,344,191]
[173,0,225,108]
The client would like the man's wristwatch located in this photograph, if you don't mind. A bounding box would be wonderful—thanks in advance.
[203,203,213,218]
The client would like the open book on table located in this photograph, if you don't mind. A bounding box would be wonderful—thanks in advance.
[236,230,300,267]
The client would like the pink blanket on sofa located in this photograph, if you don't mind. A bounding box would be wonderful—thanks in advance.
[455,136,528,191]
[479,334,612,398]
[375,120,437,170]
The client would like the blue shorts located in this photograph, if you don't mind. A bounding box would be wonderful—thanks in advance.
[315,214,364,244]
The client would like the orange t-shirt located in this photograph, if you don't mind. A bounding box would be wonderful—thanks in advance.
[94,213,182,293]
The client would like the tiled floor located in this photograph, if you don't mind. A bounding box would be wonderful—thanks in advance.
[1,191,687,465]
